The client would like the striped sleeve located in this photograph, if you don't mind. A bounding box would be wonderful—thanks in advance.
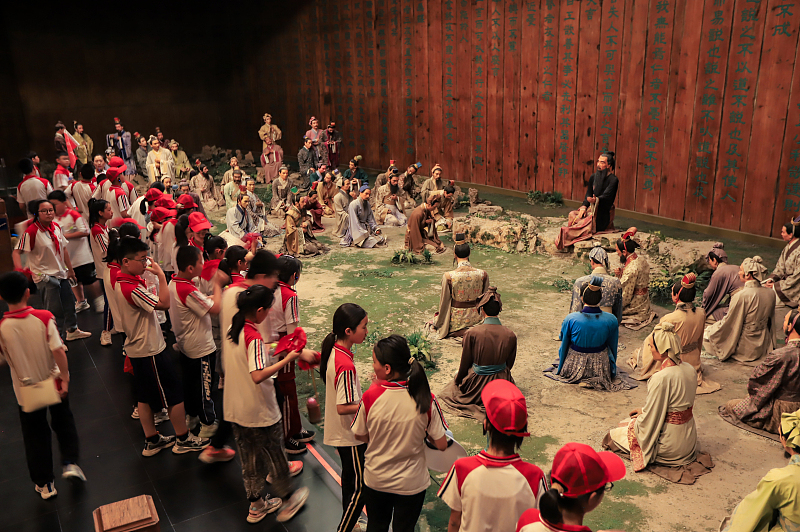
[427,394,448,440]
[436,465,462,510]
[185,289,214,317]
[94,231,108,254]
[335,369,359,405]
[131,286,159,313]
[118,191,130,211]
[350,401,367,435]
[16,230,30,252]
[284,294,299,325]
[248,338,269,371]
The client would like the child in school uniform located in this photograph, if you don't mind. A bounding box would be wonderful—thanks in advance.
[438,380,546,532]
[516,443,626,532]
[113,236,208,455]
[0,271,86,500]
[272,255,315,454]
[321,303,370,532]
[351,334,449,532]
[88,198,115,345]
[223,281,311,523]
[168,246,224,438]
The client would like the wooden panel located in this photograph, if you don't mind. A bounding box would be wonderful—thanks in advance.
[471,0,488,185]
[594,0,626,158]
[535,0,558,194]
[376,0,390,163]
[300,8,317,140]
[442,0,459,176]
[342,1,358,158]
[414,0,430,169]
[485,0,504,187]
[363,1,380,169]
[615,0,647,211]
[683,0,734,224]
[710,0,766,230]
[428,0,444,170]
[554,2,579,199]
[659,0,704,220]
[353,0,368,159]
[388,0,403,162]
[502,0,522,191]
[741,0,800,235]
[771,45,800,236]
[319,2,335,126]
[518,0,539,192]
[572,0,601,201]
[456,0,472,182]
[635,0,676,215]
[402,0,416,164]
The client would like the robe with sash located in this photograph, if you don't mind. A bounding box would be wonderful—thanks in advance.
[703,262,745,323]
[569,265,623,323]
[432,261,489,339]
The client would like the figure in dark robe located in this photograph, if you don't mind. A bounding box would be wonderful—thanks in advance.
[404,197,446,254]
[702,243,745,324]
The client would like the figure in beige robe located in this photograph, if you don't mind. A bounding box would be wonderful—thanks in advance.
[282,199,321,256]
[766,231,800,343]
[191,166,225,211]
[146,139,175,182]
[73,124,93,165]
[170,143,193,182]
[616,252,655,330]
[221,158,249,186]
[258,114,282,149]
[271,168,293,214]
[372,181,408,226]
[429,258,489,340]
[317,177,337,217]
[333,186,353,237]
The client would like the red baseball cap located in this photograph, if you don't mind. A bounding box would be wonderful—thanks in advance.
[144,188,163,202]
[188,212,212,232]
[550,443,626,497]
[106,166,126,179]
[154,196,177,209]
[177,194,197,209]
[112,217,145,229]
[150,207,176,223]
[108,156,125,168]
[481,380,530,437]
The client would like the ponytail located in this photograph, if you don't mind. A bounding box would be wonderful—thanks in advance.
[105,222,142,263]
[88,198,109,227]
[175,214,190,248]
[538,482,603,525]
[228,284,275,344]
[374,334,431,414]
[220,245,248,281]
[319,303,367,383]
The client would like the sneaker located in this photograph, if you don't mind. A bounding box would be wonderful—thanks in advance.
[267,461,303,483]
[75,300,90,312]
[285,438,307,455]
[199,446,236,464]
[186,415,200,432]
[247,497,282,523]
[100,330,112,346]
[61,464,87,481]
[154,410,169,425]
[142,434,176,456]
[66,328,91,341]
[131,406,139,419]
[35,482,57,500]
[276,487,309,523]
[93,295,105,313]
[292,429,316,443]
[198,420,219,439]
[172,433,210,454]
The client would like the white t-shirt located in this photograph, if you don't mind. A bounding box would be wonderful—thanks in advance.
[17,221,69,282]
[168,276,216,358]
[351,381,448,495]
[90,223,109,281]
[106,185,130,219]
[516,510,588,532]
[67,180,95,220]
[113,272,166,358]
[55,210,93,267]
[93,178,111,199]
[220,283,282,428]
[159,220,177,271]
[103,263,123,334]
[438,451,546,532]
[53,166,72,190]
[323,344,363,447]
[0,306,65,405]
[17,175,53,217]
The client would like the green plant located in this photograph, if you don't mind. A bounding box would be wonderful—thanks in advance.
[256,185,273,206]
[406,330,436,368]
[354,269,396,278]
[422,249,433,263]
[552,278,572,292]
[392,249,421,264]
[527,190,564,207]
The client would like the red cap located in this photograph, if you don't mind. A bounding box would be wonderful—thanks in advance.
[144,188,163,202]
[150,207,176,223]
[481,380,530,437]
[550,443,626,497]
[177,194,197,209]
[112,217,145,229]
[154,196,177,209]
[108,156,125,168]
[106,166,126,179]
[188,212,212,232]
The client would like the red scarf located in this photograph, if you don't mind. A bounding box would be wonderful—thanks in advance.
[201,259,220,281]
[29,220,61,254]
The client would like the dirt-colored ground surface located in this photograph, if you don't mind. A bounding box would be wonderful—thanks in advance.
[206,189,786,532]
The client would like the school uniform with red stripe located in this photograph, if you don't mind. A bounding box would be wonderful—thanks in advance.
[516,510,592,532]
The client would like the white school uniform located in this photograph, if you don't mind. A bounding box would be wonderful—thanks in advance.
[106,185,130,219]
[17,175,53,217]
[16,221,69,282]
[168,276,216,358]
[67,180,96,220]
[351,380,448,495]
[159,220,177,272]
[114,272,165,358]
[90,223,109,281]
[55,209,93,268]
[323,344,363,447]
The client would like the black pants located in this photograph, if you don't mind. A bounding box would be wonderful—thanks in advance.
[209,381,232,449]
[18,396,80,486]
[180,352,216,425]
[336,444,367,532]
[363,486,426,532]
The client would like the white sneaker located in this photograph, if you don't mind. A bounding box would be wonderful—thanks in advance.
[66,328,91,341]
[35,482,57,499]
[198,420,219,439]
[75,300,90,313]
[172,433,210,454]
[154,410,169,425]
[100,330,112,346]
[62,464,86,481]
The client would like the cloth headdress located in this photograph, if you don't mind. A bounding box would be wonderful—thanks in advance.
[263,113,272,121]
[741,256,768,281]
[651,321,682,365]
[351,155,363,165]
[359,183,370,193]
[431,163,443,174]
[782,411,800,449]
[477,286,502,313]
[413,162,422,169]
[588,245,609,269]
[580,275,604,306]
[308,116,317,126]
[55,120,65,129]
[454,233,468,245]
[707,242,728,263]
[148,135,158,144]
[676,272,696,300]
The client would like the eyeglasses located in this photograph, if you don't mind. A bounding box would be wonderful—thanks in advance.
[38,209,55,214]
[604,482,614,492]
[125,257,149,265]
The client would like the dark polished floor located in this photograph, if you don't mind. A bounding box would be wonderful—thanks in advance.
[0,303,351,532]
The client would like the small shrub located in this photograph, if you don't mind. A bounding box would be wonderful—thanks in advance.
[552,278,573,292]
[422,249,433,263]
[527,190,564,207]
[406,330,436,368]
[392,249,422,265]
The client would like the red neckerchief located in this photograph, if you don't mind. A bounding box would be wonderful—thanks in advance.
[201,259,220,281]
[34,220,61,254]
[3,306,35,319]
[230,272,245,284]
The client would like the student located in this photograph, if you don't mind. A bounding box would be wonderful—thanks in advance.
[67,164,97,222]
[113,236,209,455]
[351,335,449,532]
[0,271,86,499]
[105,166,131,219]
[219,245,249,284]
[273,254,315,453]
[175,211,212,261]
[224,280,310,523]
[516,443,626,532]
[321,303,370,532]
[198,236,228,298]
[17,158,53,217]
[89,198,115,345]
[168,246,224,438]
[49,190,100,314]
[439,380,546,532]
[12,199,91,342]
[53,152,72,191]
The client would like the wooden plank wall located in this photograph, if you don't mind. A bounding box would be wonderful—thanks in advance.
[266,0,800,237]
